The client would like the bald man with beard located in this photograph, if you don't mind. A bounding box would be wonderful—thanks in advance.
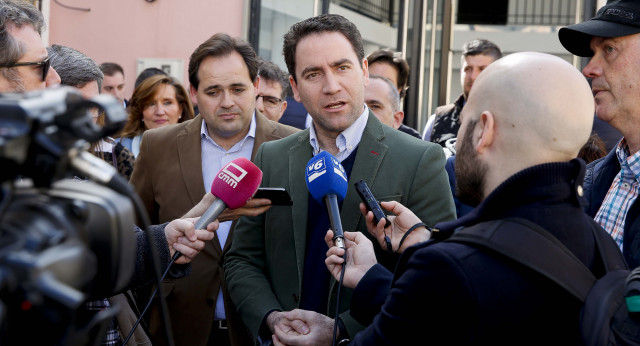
[276,52,611,345]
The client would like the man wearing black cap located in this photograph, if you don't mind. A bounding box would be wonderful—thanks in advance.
[559,0,640,269]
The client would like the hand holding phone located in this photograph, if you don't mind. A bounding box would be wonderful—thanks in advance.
[253,187,293,206]
[355,180,390,228]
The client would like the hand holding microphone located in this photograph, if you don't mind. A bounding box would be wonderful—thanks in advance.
[164,218,216,265]
[324,230,377,289]
[172,157,263,261]
[306,151,351,345]
[305,151,348,248]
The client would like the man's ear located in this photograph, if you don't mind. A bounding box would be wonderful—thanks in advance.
[393,110,404,129]
[254,75,261,93]
[289,75,301,103]
[475,111,495,154]
[189,84,198,106]
[280,100,288,116]
[362,58,370,86]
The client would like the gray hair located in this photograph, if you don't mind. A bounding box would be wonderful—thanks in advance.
[47,44,104,89]
[0,0,46,88]
[369,74,400,112]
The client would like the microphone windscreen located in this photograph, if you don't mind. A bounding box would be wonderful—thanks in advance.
[305,151,348,203]
[211,157,263,209]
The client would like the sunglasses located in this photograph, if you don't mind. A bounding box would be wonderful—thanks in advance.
[0,57,51,82]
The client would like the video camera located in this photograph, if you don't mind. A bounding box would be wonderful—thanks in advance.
[0,87,137,345]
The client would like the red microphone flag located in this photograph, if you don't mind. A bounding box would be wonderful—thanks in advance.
[210,157,263,209]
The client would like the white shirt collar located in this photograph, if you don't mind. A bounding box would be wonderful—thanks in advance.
[309,104,369,161]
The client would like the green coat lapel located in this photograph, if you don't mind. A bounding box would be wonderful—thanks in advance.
[288,130,313,281]
[341,113,388,232]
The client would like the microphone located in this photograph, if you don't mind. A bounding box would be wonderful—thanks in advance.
[173,157,263,260]
[305,151,348,248]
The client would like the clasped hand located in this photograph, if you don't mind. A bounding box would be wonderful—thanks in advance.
[268,309,334,346]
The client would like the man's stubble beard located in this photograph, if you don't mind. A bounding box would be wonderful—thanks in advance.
[455,119,487,207]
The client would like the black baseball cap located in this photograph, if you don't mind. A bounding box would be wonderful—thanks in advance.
[559,0,640,57]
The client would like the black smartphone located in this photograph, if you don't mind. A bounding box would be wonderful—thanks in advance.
[254,187,293,206]
[355,180,390,227]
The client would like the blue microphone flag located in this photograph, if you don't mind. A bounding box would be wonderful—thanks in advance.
[305,151,348,203]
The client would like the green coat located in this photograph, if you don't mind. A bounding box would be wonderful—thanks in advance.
[224,113,456,343]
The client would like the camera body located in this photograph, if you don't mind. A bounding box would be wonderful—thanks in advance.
[0,87,135,344]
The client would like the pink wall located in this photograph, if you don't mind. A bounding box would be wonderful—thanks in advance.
[48,0,245,98]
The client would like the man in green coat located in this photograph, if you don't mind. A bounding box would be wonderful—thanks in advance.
[224,14,456,345]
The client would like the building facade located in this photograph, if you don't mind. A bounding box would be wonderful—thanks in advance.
[36,0,602,133]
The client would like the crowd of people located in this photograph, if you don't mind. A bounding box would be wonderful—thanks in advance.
[0,0,638,345]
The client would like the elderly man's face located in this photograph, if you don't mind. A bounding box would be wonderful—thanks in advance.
[365,77,400,128]
[0,23,60,92]
[582,34,640,132]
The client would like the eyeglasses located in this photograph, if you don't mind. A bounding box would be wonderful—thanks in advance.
[0,57,51,82]
[256,95,284,108]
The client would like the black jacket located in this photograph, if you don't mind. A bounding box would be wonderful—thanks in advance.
[130,223,190,290]
[429,94,465,147]
[350,160,601,345]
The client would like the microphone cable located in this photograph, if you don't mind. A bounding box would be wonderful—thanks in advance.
[122,254,178,345]
[122,203,208,345]
[332,247,347,346]
[107,174,176,346]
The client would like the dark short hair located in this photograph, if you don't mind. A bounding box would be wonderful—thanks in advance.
[367,48,410,98]
[134,67,167,89]
[283,14,364,83]
[258,59,289,99]
[100,62,125,77]
[462,39,502,61]
[47,44,104,89]
[188,33,259,90]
